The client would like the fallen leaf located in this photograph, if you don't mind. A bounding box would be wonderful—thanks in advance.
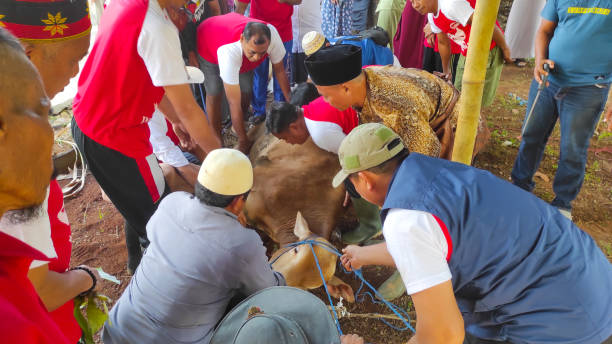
[534,171,550,183]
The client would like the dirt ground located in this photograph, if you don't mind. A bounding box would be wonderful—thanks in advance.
[61,63,612,343]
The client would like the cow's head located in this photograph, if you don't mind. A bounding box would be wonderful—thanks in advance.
[270,212,354,302]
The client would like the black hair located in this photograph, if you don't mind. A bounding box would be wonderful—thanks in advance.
[290,82,320,107]
[243,22,271,45]
[194,182,248,208]
[265,101,301,134]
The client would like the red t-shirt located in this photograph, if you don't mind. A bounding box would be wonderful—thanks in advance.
[429,0,498,56]
[302,96,359,135]
[0,232,70,344]
[238,0,293,42]
[47,180,82,343]
[197,13,269,73]
[73,0,165,159]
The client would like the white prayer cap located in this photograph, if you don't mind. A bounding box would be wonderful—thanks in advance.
[302,31,326,56]
[197,149,253,196]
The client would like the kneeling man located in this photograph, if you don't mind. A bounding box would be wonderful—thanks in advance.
[103,149,285,344]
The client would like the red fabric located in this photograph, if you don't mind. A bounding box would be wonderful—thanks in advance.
[165,119,181,147]
[136,155,161,201]
[73,0,165,159]
[4,16,92,42]
[430,0,498,56]
[432,215,453,261]
[197,13,269,73]
[0,232,69,344]
[237,0,293,42]
[46,180,81,343]
[302,96,359,135]
[423,24,462,54]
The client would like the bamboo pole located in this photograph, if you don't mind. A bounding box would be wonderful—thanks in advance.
[451,0,502,164]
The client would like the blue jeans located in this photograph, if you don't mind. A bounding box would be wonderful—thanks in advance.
[351,0,369,32]
[252,40,293,117]
[511,79,609,210]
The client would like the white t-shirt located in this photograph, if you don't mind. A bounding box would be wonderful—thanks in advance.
[291,0,323,53]
[137,0,191,87]
[216,24,286,85]
[148,108,189,168]
[0,187,57,269]
[383,209,452,295]
[303,118,346,154]
[428,0,474,34]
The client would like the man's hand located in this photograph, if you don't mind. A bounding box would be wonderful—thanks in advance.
[173,122,195,150]
[340,334,365,344]
[534,59,555,85]
[423,24,435,48]
[501,44,514,64]
[433,71,452,82]
[341,245,366,271]
[188,51,200,68]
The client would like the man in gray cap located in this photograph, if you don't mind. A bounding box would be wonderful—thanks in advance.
[103,148,285,344]
[210,286,365,344]
[337,123,612,344]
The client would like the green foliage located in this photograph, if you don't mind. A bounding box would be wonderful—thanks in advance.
[598,131,612,141]
[73,293,111,344]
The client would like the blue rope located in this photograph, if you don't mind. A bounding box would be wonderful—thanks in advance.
[308,242,343,335]
[273,239,415,334]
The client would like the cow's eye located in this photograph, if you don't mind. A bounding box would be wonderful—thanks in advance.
[293,247,299,254]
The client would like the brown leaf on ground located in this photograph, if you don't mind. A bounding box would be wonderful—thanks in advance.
[534,171,550,183]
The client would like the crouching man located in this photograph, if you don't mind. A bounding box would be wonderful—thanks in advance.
[103,149,285,344]
[337,124,612,344]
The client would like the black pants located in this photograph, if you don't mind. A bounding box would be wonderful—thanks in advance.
[292,52,308,85]
[72,118,168,270]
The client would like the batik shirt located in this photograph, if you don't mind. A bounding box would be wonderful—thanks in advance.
[359,66,457,157]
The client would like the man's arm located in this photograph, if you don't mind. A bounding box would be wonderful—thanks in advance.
[341,243,396,271]
[407,280,464,344]
[164,84,222,153]
[437,33,452,79]
[272,61,291,102]
[28,264,98,311]
[278,0,302,4]
[491,25,513,63]
[235,0,248,14]
[238,240,286,295]
[224,83,252,154]
[534,18,557,84]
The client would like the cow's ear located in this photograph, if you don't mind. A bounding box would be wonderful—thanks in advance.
[293,211,312,239]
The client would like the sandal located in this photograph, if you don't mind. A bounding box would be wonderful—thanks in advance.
[514,58,528,67]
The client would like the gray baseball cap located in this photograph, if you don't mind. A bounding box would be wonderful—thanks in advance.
[332,123,405,188]
[210,287,341,344]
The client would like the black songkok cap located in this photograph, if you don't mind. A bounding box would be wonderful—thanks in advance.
[304,44,362,86]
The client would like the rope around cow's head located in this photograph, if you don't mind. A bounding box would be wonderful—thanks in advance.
[270,237,416,337]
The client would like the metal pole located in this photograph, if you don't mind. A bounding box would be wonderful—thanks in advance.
[451,0,501,164]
